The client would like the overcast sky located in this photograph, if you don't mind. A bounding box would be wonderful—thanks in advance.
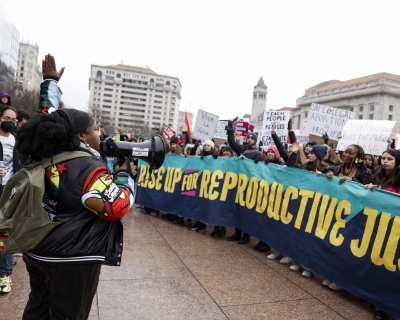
[2,0,400,122]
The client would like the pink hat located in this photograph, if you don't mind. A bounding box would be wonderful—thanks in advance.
[267,145,280,159]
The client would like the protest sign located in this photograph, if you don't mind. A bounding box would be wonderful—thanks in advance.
[337,120,395,154]
[192,110,219,141]
[261,111,290,147]
[302,120,309,135]
[163,125,176,140]
[236,120,255,137]
[296,134,309,146]
[213,120,228,140]
[304,103,355,140]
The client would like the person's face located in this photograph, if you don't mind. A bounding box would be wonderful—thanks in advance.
[16,118,28,130]
[79,122,100,150]
[309,152,318,162]
[343,146,357,164]
[203,144,212,152]
[170,143,176,151]
[305,145,311,153]
[0,109,17,133]
[364,155,373,166]
[222,150,232,157]
[381,152,396,173]
[246,136,256,146]
[0,96,9,104]
[266,149,276,160]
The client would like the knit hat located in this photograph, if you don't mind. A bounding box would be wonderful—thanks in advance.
[170,136,178,144]
[247,132,258,141]
[309,145,327,160]
[203,140,214,149]
[0,92,11,106]
[267,145,280,159]
[222,146,234,155]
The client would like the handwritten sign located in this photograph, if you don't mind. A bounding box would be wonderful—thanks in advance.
[192,110,219,141]
[213,120,228,140]
[304,103,355,140]
[261,111,290,147]
[337,120,396,154]
[163,125,176,140]
[296,134,310,146]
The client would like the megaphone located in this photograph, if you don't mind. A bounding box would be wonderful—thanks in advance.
[100,135,166,171]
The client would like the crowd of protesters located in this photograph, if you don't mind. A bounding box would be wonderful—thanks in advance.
[137,118,398,320]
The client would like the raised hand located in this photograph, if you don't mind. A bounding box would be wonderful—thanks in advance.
[42,54,65,80]
[271,122,276,134]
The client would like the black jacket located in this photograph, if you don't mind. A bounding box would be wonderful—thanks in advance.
[0,131,22,175]
[227,129,263,161]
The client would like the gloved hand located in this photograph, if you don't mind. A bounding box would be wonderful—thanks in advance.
[264,159,269,165]
[288,118,292,130]
[225,120,233,130]
[322,132,329,144]
[212,154,218,159]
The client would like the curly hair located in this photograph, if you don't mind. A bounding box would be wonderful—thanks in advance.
[16,108,94,161]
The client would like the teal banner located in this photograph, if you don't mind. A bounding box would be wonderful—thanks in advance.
[136,155,400,317]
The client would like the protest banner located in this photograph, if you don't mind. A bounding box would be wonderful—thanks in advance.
[163,125,176,140]
[261,111,290,146]
[192,110,219,141]
[136,155,400,318]
[213,120,228,140]
[304,103,355,140]
[337,120,395,154]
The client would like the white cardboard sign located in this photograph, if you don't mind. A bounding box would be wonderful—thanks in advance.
[304,103,355,140]
[261,111,290,147]
[192,110,219,141]
[213,120,228,140]
[337,120,396,155]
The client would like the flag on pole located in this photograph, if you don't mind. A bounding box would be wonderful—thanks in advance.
[185,111,192,143]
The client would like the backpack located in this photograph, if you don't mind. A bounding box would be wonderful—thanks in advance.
[0,151,91,254]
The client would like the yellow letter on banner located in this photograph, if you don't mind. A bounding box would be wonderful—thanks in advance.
[281,186,298,224]
[199,170,211,198]
[315,196,337,240]
[209,170,224,200]
[295,189,314,229]
[329,200,351,246]
[235,174,248,206]
[255,180,269,214]
[267,183,284,221]
[137,164,149,188]
[220,172,237,201]
[370,213,399,272]
[305,192,322,233]
[246,177,259,210]
[155,166,165,190]
[350,207,378,258]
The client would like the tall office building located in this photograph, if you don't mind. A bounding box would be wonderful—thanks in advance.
[16,42,42,91]
[0,5,19,87]
[88,64,182,135]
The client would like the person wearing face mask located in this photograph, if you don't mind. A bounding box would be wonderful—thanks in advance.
[225,122,264,245]
[0,104,22,294]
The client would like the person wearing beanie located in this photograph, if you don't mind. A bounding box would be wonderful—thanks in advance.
[202,139,214,149]
[247,132,258,142]
[221,146,234,157]
[0,92,11,106]
[309,145,327,161]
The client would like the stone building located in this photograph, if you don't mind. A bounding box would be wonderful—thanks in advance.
[250,77,267,123]
[88,64,182,135]
[293,72,400,132]
[16,42,42,91]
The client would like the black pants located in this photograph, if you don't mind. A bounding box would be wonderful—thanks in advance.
[23,254,101,320]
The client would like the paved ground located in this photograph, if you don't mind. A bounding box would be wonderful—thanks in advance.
[1,206,389,319]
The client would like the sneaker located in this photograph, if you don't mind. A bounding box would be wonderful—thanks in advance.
[322,279,331,286]
[211,226,220,236]
[14,253,23,257]
[0,274,12,294]
[302,270,313,278]
[374,310,387,320]
[217,227,227,237]
[279,256,292,264]
[149,211,158,216]
[197,223,207,232]
[190,222,201,231]
[328,283,342,291]
[253,240,263,250]
[267,252,283,260]
[258,244,271,252]
[227,234,241,241]
[290,264,301,271]
[238,237,250,245]
[161,213,171,219]
[168,214,179,221]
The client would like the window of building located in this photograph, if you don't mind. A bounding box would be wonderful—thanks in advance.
[305,112,308,118]
[21,66,24,71]
[103,99,112,103]
[116,74,121,78]
[150,79,154,83]
[103,105,112,108]
[166,81,170,85]
[105,76,114,80]
[389,105,394,111]
[20,73,23,77]
[359,115,363,119]
[155,89,163,93]
[153,111,161,114]
[155,95,163,98]
[104,88,113,92]
[359,105,364,112]
[156,83,164,87]
[370,105,374,111]
[96,71,102,78]
[389,115,393,120]
[350,107,353,112]
[105,82,113,86]
[369,114,373,120]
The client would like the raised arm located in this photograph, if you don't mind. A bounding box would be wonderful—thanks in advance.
[271,122,289,162]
